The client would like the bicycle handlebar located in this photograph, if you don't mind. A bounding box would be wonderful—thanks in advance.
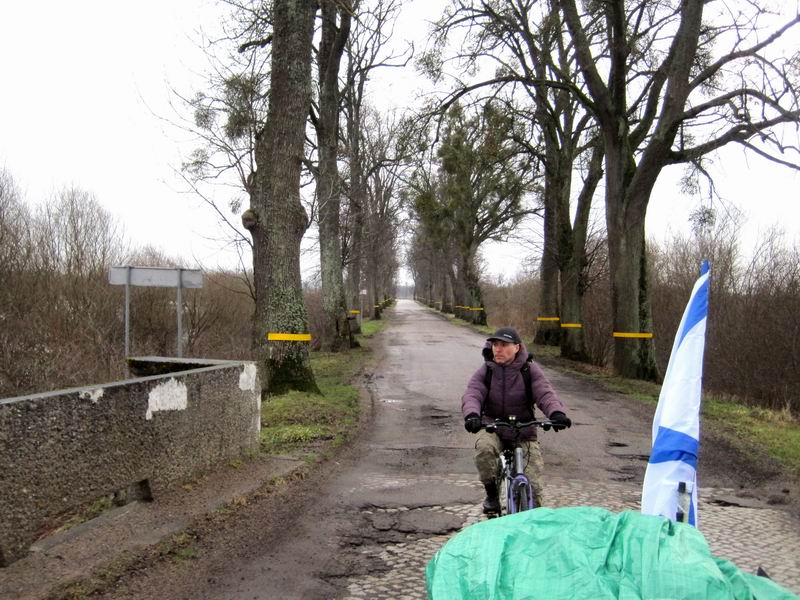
[481,418,553,433]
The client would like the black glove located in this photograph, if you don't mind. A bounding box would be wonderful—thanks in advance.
[545,411,571,432]
[464,413,482,434]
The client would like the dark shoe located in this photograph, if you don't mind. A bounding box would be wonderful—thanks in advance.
[482,496,501,514]
[482,482,500,514]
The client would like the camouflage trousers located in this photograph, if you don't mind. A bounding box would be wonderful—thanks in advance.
[474,429,545,507]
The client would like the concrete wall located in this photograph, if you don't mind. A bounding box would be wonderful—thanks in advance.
[0,358,260,567]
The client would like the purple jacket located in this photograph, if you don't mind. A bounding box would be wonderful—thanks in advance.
[461,342,566,441]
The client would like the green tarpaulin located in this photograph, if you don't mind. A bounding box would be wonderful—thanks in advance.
[426,507,797,599]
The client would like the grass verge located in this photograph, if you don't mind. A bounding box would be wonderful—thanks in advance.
[259,318,382,458]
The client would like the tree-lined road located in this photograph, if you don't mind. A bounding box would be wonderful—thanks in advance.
[143,300,798,599]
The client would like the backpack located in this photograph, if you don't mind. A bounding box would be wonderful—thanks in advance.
[482,352,535,414]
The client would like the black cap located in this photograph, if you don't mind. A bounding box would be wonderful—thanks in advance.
[486,327,521,344]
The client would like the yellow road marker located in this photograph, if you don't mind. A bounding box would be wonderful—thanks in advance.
[537,317,560,321]
[613,332,654,339]
[267,332,312,342]
[560,323,583,328]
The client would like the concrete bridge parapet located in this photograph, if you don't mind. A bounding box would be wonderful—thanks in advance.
[0,357,260,567]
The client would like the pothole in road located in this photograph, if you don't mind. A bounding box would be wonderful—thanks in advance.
[608,441,629,448]
[368,507,464,536]
[609,464,644,482]
[423,410,453,428]
[340,505,466,549]
[325,505,468,587]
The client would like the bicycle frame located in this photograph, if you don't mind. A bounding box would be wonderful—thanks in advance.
[485,417,553,516]
[500,444,535,513]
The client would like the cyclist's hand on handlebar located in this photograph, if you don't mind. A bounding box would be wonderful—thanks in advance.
[464,413,482,434]
[545,411,572,432]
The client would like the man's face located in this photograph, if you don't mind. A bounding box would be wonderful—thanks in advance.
[491,340,519,365]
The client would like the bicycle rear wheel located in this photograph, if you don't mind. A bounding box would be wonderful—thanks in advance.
[497,474,508,516]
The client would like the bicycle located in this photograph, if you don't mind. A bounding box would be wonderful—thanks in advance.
[481,416,553,516]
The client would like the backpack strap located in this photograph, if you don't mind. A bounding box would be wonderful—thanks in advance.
[481,364,493,415]
[521,354,534,415]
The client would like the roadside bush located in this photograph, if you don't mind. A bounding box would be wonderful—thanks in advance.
[482,274,540,339]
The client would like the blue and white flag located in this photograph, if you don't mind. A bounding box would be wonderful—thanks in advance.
[641,261,711,527]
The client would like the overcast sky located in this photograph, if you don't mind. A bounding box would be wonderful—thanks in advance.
[1,1,798,282]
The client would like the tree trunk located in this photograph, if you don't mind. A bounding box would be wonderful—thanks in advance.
[439,250,453,313]
[246,0,319,396]
[556,161,585,361]
[345,131,365,335]
[559,142,602,362]
[605,137,659,380]
[535,180,561,346]
[460,251,486,326]
[445,257,459,314]
[316,2,352,351]
[345,213,363,335]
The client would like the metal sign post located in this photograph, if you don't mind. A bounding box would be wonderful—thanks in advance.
[176,268,183,357]
[125,266,131,356]
[109,266,203,357]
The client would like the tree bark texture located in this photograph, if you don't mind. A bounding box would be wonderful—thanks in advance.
[316,1,353,351]
[534,171,562,347]
[247,0,319,396]
[344,120,365,334]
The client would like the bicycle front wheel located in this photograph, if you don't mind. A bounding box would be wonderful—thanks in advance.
[515,484,529,513]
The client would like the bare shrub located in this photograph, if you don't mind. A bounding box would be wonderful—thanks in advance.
[185,271,255,359]
[649,211,799,415]
[582,276,613,366]
[0,185,131,396]
[482,274,541,340]
[303,287,325,351]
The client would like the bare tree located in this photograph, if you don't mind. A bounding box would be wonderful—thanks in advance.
[559,0,800,378]
[360,110,407,316]
[427,0,606,359]
[173,0,276,301]
[341,0,408,333]
[313,0,353,351]
[411,102,539,325]
[242,0,320,395]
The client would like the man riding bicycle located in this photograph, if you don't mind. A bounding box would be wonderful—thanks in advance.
[461,327,572,514]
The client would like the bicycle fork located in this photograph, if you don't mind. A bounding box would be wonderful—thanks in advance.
[501,448,534,513]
